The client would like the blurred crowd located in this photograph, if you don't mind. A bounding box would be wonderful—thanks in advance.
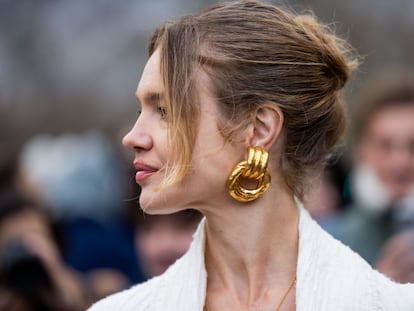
[307,69,414,282]
[1,68,414,310]
[0,129,202,310]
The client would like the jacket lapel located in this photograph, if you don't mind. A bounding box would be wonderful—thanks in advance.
[153,218,208,311]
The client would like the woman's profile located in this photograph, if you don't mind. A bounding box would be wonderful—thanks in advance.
[89,1,414,310]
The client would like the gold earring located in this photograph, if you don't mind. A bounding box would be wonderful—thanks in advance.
[227,146,271,202]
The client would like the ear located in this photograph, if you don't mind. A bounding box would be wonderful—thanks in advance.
[245,103,284,150]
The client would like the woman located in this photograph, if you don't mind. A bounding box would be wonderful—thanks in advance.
[89,1,414,310]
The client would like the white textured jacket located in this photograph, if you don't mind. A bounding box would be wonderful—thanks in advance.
[89,204,414,311]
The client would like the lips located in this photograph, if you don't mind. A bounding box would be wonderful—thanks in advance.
[134,161,158,182]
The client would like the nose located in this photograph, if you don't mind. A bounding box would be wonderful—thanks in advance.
[122,118,153,152]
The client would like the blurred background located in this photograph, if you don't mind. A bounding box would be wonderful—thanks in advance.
[1,0,413,152]
[1,0,414,309]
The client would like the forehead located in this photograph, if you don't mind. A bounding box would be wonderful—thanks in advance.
[135,48,218,106]
[368,105,414,136]
[136,49,163,102]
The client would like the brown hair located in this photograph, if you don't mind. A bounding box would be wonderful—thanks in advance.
[149,0,357,199]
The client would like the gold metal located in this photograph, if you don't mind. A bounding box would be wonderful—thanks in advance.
[274,274,296,311]
[227,146,271,202]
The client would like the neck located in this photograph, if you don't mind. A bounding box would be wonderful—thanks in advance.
[202,188,299,306]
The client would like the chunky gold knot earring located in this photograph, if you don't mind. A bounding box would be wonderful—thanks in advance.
[227,146,271,202]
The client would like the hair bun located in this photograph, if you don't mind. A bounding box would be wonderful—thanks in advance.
[294,14,358,91]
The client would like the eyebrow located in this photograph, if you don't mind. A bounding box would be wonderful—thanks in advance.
[136,91,164,104]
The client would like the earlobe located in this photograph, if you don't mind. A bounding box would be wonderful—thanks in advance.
[247,104,284,150]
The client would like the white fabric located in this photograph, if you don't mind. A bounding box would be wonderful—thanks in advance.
[88,204,414,310]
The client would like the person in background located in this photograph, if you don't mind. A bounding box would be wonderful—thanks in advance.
[340,70,414,265]
[17,131,141,284]
[126,179,203,279]
[89,1,413,310]
[376,228,414,283]
[305,162,348,238]
[134,209,203,279]
[0,189,89,311]
[16,131,142,302]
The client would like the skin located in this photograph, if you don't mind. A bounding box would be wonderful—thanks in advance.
[357,105,414,203]
[135,214,200,278]
[123,49,299,310]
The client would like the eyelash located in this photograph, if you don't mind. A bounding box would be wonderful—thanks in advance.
[157,106,168,119]
[136,105,167,120]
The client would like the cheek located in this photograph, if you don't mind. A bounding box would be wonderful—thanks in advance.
[181,158,231,202]
[191,143,240,182]
[151,131,170,165]
[358,143,388,177]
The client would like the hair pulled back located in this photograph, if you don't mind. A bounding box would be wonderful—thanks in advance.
[149,0,358,199]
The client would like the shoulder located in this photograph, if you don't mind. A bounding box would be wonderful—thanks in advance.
[87,276,161,311]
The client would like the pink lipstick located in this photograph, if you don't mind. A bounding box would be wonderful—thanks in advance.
[134,161,158,182]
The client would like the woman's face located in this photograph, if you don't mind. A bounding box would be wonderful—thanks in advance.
[123,49,245,214]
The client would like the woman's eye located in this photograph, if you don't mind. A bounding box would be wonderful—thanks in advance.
[157,106,168,119]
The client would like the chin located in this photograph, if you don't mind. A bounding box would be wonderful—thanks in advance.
[138,190,184,215]
[139,198,168,215]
